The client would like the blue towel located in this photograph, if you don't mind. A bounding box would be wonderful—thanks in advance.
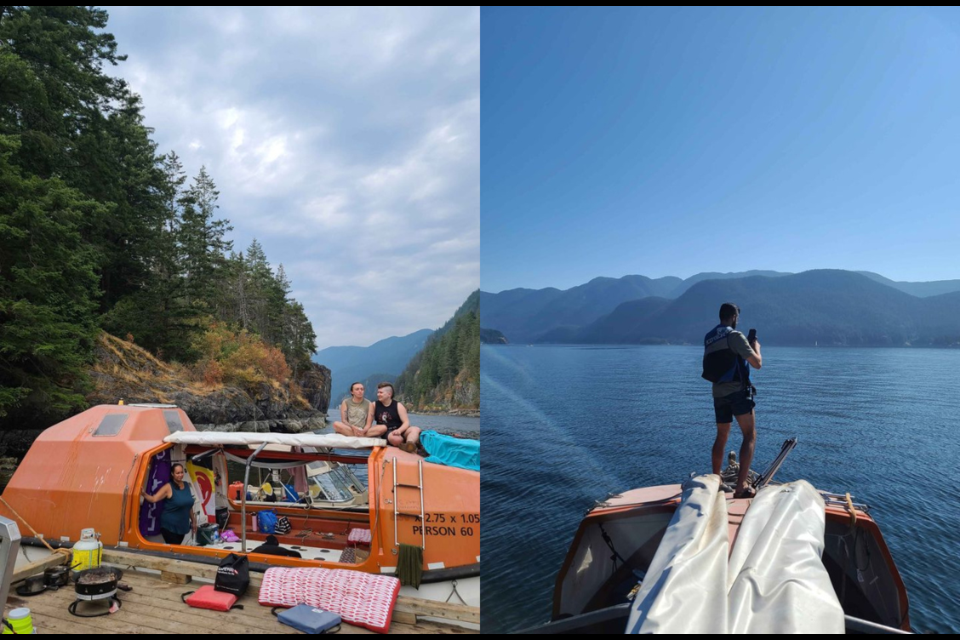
[420,430,479,472]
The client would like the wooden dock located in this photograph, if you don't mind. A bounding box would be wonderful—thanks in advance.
[4,550,479,634]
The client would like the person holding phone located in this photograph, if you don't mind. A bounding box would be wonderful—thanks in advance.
[701,303,762,499]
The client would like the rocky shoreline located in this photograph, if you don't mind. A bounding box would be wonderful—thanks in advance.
[411,408,481,418]
[87,332,333,428]
[193,415,326,433]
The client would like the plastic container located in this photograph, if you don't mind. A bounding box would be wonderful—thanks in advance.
[196,523,219,546]
[3,608,32,634]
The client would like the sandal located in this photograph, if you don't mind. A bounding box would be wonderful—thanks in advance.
[734,486,757,500]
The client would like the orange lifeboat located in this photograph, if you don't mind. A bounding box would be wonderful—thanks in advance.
[0,404,479,605]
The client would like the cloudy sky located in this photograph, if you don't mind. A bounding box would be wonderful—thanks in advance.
[105,7,479,349]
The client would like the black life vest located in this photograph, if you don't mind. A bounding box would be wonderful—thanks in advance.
[702,324,749,386]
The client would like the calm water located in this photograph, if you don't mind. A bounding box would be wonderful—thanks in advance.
[481,344,960,633]
[325,406,480,437]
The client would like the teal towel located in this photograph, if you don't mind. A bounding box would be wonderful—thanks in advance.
[420,431,479,472]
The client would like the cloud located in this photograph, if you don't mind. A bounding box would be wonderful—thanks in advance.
[105,7,479,348]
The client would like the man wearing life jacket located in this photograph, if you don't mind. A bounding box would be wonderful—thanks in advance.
[702,303,762,499]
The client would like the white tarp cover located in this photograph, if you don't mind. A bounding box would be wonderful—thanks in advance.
[626,475,844,634]
[163,431,387,449]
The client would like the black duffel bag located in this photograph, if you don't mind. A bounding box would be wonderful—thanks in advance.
[215,553,250,597]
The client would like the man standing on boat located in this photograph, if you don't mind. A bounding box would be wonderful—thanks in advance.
[375,382,421,453]
[702,303,762,499]
[332,382,386,438]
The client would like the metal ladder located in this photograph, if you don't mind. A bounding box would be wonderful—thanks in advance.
[392,458,426,550]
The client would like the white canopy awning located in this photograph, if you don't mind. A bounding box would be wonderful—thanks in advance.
[163,431,387,449]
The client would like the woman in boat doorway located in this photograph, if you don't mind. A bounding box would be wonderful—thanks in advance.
[140,462,198,544]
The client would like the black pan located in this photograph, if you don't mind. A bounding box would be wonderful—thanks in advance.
[74,566,123,599]
[45,566,69,588]
[15,574,47,597]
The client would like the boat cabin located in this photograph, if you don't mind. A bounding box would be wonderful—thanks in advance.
[0,405,480,581]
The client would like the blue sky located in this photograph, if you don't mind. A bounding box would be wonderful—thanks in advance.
[481,7,960,293]
[105,7,479,348]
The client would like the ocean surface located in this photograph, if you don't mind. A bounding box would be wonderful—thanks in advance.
[481,344,960,633]
[325,406,480,437]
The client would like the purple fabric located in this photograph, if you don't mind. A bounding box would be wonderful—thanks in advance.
[139,449,171,537]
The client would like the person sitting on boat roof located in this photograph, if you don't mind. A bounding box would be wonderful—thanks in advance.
[140,462,198,545]
[702,303,762,499]
[332,382,386,439]
[375,382,420,454]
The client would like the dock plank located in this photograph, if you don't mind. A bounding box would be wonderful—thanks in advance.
[4,566,477,634]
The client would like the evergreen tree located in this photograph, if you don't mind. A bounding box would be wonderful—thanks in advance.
[179,167,232,306]
[0,6,320,420]
[396,293,480,410]
[0,7,169,311]
[0,135,102,422]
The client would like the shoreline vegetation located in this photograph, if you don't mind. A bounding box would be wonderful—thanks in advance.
[0,8,323,435]
[396,292,480,415]
[2,8,478,445]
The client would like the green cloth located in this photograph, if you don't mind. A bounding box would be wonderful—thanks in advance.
[396,543,424,588]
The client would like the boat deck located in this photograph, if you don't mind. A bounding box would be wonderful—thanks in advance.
[4,551,478,635]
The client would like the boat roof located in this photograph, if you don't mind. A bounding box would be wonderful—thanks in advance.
[164,431,387,449]
[0,404,198,544]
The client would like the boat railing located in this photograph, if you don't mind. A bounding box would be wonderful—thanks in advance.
[241,442,269,553]
[515,603,630,634]
[752,436,798,490]
[819,491,870,512]
[844,615,912,634]
[513,606,914,634]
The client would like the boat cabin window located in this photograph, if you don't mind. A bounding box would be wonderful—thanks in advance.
[557,511,673,619]
[163,410,184,433]
[218,445,369,509]
[138,448,372,567]
[307,461,365,503]
[223,455,368,508]
[93,413,128,437]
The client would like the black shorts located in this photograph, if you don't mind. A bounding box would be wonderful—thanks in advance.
[160,528,186,545]
[714,389,756,424]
